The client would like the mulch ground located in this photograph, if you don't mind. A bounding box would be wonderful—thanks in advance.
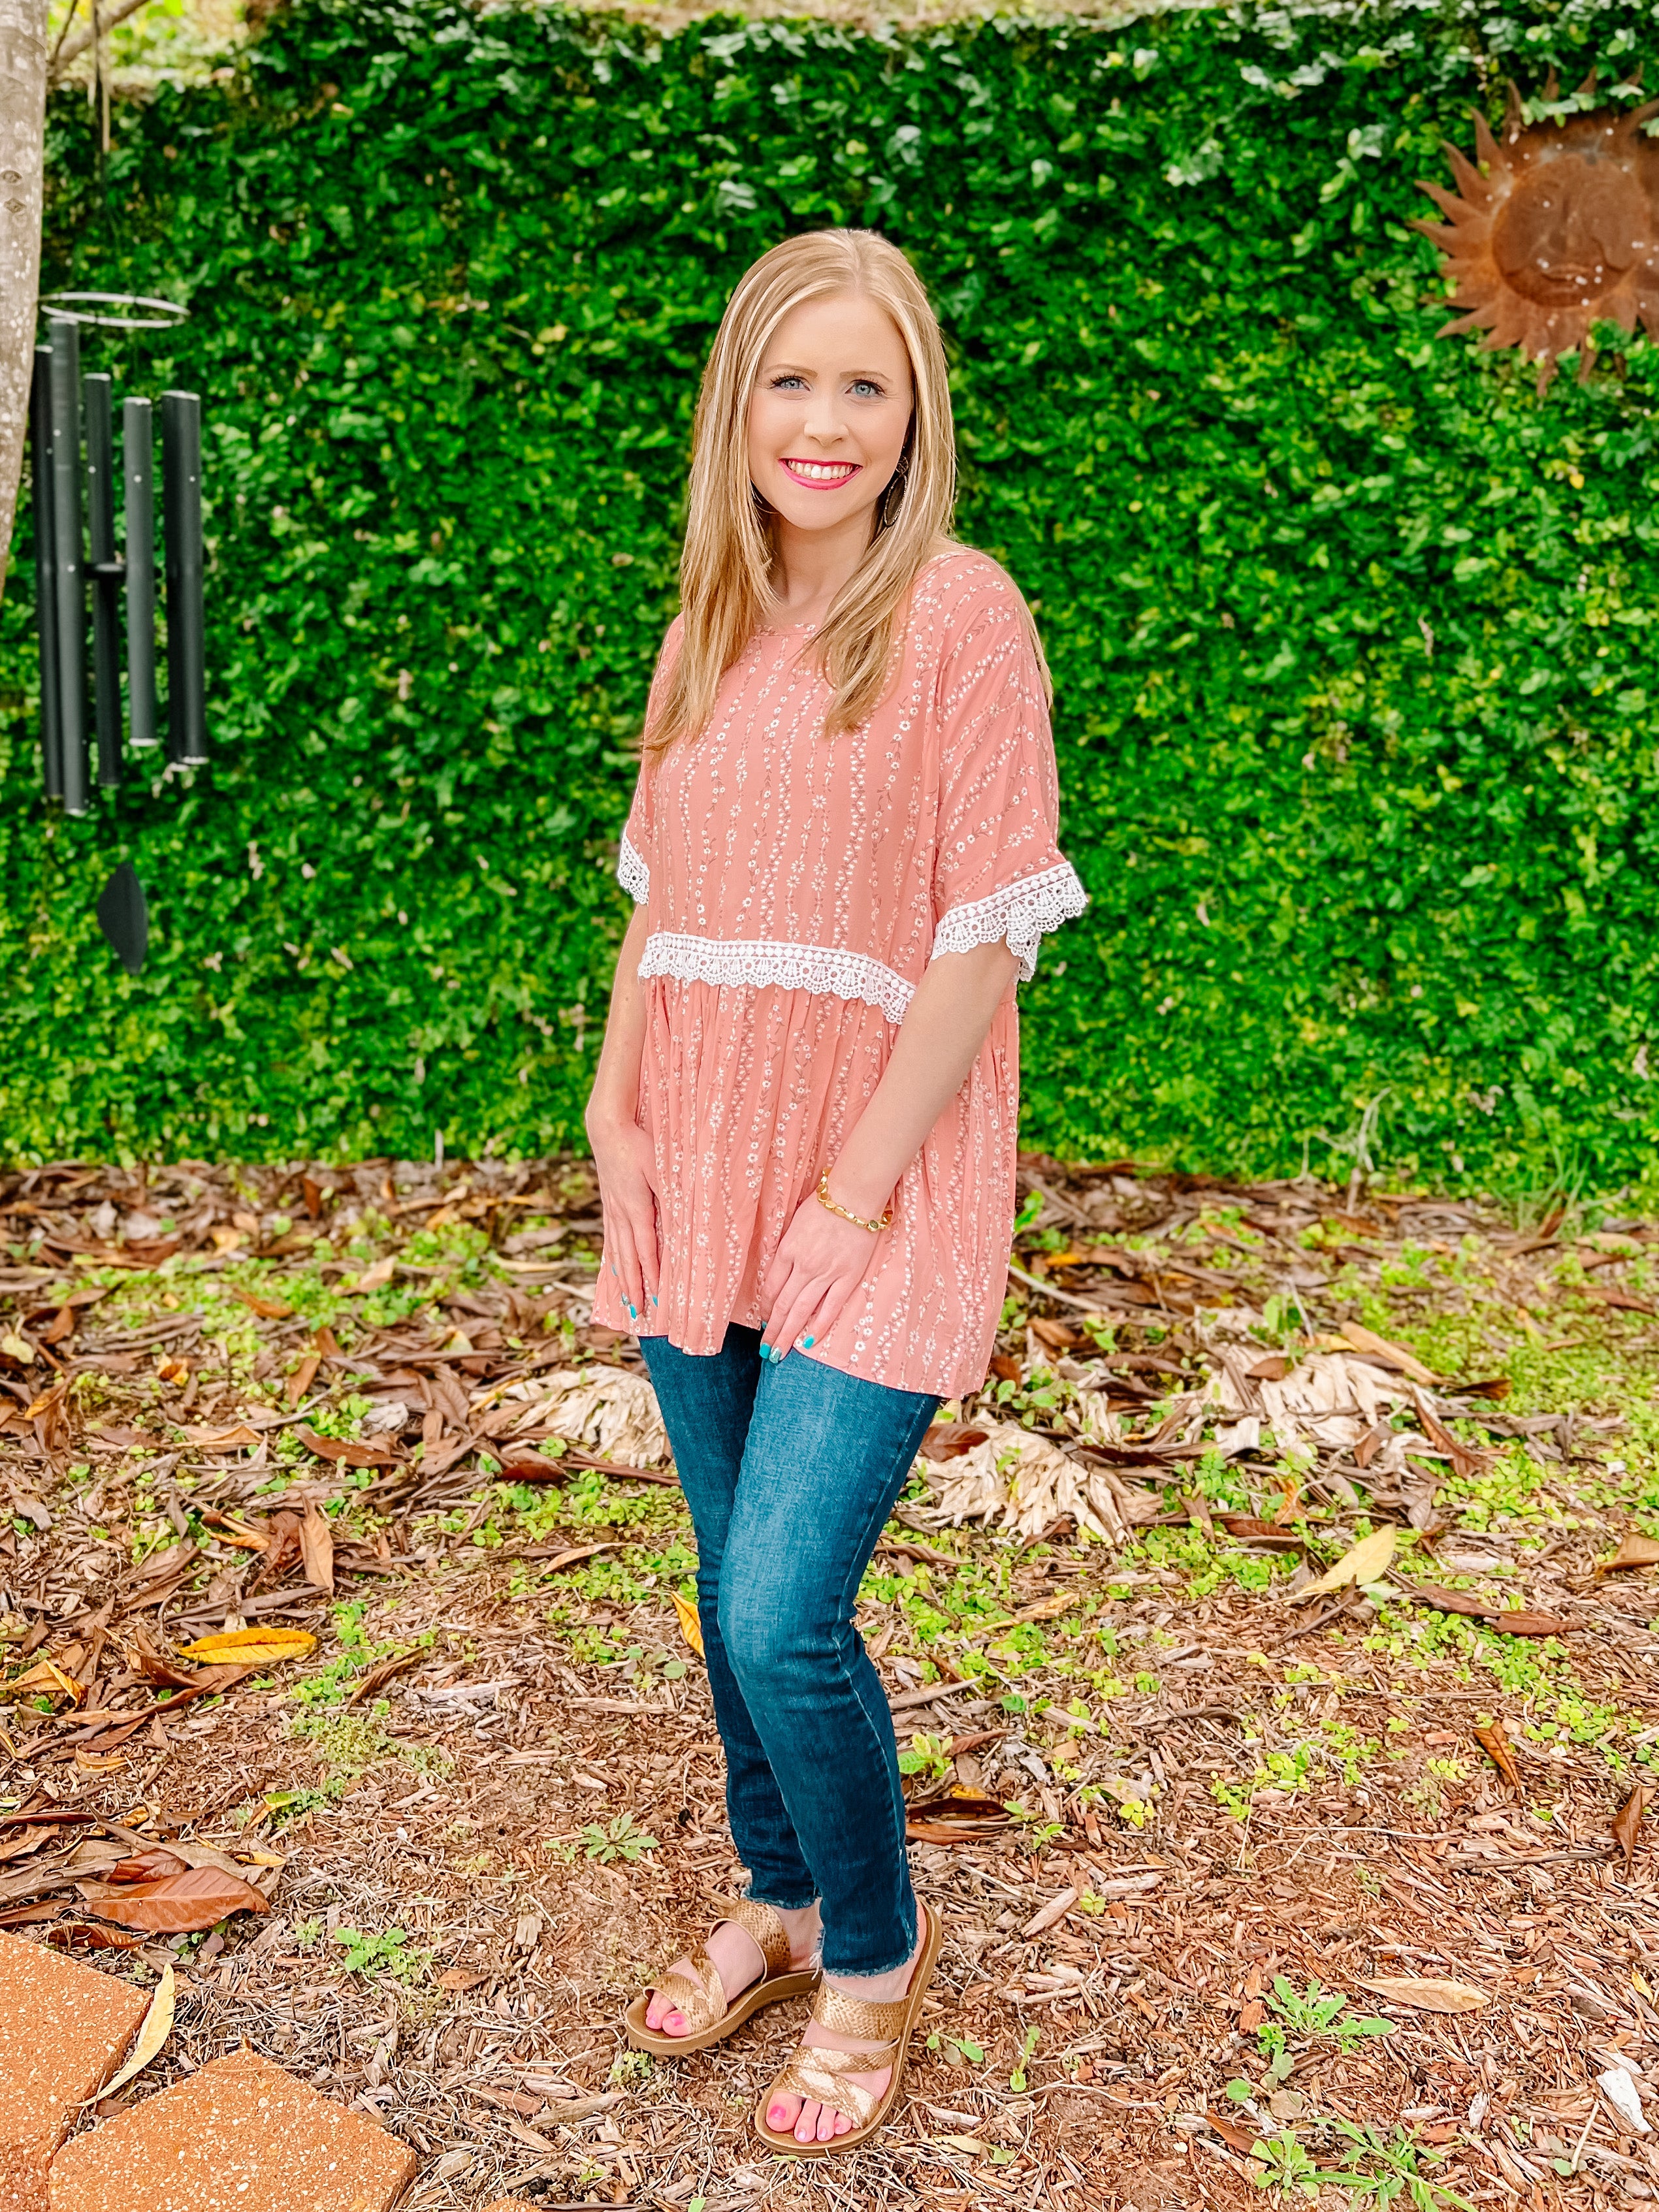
[1,1154,1657,2211]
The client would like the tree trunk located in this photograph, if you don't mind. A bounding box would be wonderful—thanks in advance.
[0,0,46,603]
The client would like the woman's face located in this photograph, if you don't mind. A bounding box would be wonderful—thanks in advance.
[747,290,914,539]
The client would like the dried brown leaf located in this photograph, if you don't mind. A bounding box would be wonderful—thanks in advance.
[1613,1785,1649,1874]
[295,1424,398,1468]
[299,1499,335,1595]
[920,1422,991,1463]
[1358,1975,1489,2014]
[1600,1531,1659,1575]
[81,1864,270,1933]
[1206,2112,1263,2156]
[1474,1718,1522,1789]
[46,1922,142,1951]
[1338,1321,1437,1384]
[108,1848,189,1885]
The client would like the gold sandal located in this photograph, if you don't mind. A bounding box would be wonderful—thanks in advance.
[624,1896,820,2056]
[752,1902,942,2157]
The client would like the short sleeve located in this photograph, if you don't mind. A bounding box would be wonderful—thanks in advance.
[618,769,651,905]
[930,571,1087,981]
[616,618,683,906]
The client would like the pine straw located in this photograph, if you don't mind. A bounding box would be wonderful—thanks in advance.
[2,1154,1658,2209]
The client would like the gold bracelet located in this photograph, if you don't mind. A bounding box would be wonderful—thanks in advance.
[816,1170,893,1235]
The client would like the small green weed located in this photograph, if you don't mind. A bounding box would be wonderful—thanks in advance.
[1259,1977,1394,2067]
[582,1813,658,1865]
[335,1926,432,1983]
[1316,2121,1479,2209]
[897,1731,950,1784]
[1010,2025,1039,2092]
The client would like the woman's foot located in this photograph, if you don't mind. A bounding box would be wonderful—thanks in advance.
[765,1904,929,2144]
[644,1902,821,2037]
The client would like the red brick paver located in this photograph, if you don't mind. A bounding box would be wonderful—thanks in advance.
[0,1934,152,2212]
[46,2047,417,2211]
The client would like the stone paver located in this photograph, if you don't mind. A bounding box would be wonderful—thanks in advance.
[46,2048,417,2212]
[0,1933,152,2212]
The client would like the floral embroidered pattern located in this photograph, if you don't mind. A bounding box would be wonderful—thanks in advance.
[638,933,915,1025]
[617,831,650,904]
[932,860,1089,980]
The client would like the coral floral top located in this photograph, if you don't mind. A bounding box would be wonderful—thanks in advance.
[590,548,1087,1397]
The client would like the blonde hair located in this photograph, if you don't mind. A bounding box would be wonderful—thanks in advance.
[650,229,958,748]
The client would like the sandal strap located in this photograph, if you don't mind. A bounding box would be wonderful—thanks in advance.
[769,2041,894,2126]
[718,1895,795,1980]
[813,1983,912,2040]
[656,1953,727,2034]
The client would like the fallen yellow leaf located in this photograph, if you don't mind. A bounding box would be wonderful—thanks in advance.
[0,1333,35,1364]
[8,1658,83,1705]
[671,1591,705,1660]
[346,1256,396,1294]
[79,1963,174,2104]
[1297,1524,1397,1599]
[176,1627,317,1667]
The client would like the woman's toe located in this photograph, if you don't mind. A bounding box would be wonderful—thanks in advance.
[794,2098,823,2143]
[767,2091,801,2132]
[833,2108,852,2136]
[816,2102,840,2142]
[662,2008,688,2036]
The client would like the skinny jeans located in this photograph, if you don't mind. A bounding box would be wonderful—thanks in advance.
[641,1324,939,1977]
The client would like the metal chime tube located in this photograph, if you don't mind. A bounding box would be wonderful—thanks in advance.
[29,347,63,799]
[161,389,206,766]
[84,372,122,789]
[48,317,88,816]
[123,396,157,750]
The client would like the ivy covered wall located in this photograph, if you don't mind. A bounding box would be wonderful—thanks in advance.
[3,0,1658,1194]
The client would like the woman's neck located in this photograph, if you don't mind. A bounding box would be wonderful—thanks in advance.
[767,507,877,627]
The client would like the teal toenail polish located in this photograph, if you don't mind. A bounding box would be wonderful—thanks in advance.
[627,1302,637,1319]
[802,1334,814,1349]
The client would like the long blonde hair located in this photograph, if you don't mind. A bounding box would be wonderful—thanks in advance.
[649,229,958,748]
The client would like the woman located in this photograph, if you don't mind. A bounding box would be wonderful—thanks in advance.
[586,227,1086,2156]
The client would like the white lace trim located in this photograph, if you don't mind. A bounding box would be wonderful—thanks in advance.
[638,933,916,1024]
[617,831,650,904]
[931,861,1088,982]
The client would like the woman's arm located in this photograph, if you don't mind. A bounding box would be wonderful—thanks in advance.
[585,903,660,1322]
[759,938,1020,1360]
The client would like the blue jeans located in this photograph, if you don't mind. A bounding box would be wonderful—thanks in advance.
[641,1326,939,1977]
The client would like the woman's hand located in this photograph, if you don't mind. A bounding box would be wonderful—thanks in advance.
[590,1111,660,1324]
[760,1187,882,1362]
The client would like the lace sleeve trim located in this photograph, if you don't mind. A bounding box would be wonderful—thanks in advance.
[617,830,650,905]
[637,933,915,1025]
[931,860,1088,982]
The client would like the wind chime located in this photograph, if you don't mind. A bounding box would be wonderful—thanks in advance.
[29,296,206,974]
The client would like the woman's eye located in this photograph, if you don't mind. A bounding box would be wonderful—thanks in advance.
[850,379,884,398]
[770,373,808,391]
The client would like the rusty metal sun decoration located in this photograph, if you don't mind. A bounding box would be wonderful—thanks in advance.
[1411,74,1659,391]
